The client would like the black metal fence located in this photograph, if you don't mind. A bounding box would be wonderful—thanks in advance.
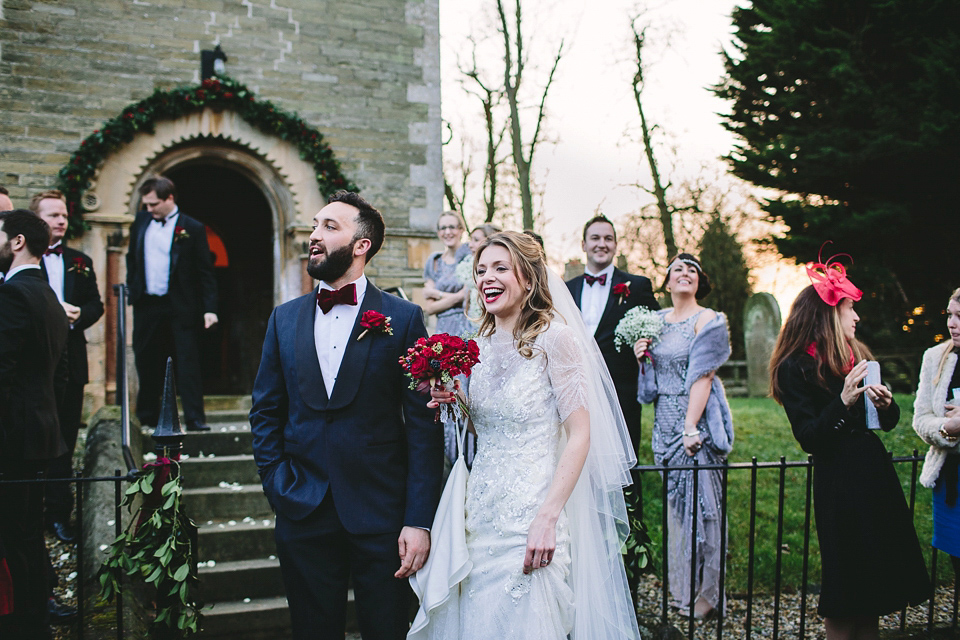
[633,453,960,639]
[0,470,134,640]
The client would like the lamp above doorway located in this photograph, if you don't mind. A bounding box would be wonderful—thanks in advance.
[201,44,228,80]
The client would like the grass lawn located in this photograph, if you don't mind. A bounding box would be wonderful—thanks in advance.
[634,393,955,596]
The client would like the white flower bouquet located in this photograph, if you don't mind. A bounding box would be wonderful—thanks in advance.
[454,256,475,287]
[614,307,664,365]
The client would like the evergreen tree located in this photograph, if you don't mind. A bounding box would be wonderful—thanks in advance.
[699,216,752,359]
[714,0,960,348]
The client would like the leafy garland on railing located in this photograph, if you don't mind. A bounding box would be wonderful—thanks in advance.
[622,487,655,592]
[98,458,202,636]
[57,75,359,238]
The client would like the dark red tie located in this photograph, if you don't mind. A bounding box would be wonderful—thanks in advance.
[584,273,606,286]
[45,245,63,257]
[316,283,357,314]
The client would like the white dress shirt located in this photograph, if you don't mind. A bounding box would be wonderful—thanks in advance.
[580,264,615,336]
[144,209,179,296]
[314,274,367,398]
[42,241,65,304]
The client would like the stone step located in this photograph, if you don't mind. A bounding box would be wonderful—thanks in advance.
[183,484,272,519]
[180,454,261,489]
[199,593,360,638]
[197,517,277,563]
[199,557,285,603]
[204,409,254,425]
[181,395,252,413]
[199,595,290,639]
[180,429,254,457]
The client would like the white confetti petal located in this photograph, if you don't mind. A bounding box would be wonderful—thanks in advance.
[228,520,237,526]
[66,572,77,582]
[99,544,108,551]
[59,553,70,562]
[107,520,115,527]
[243,598,251,603]
[263,520,271,527]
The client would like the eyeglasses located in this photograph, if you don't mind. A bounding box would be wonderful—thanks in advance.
[438,225,461,232]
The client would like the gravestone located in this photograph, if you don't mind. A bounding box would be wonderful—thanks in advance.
[744,293,782,397]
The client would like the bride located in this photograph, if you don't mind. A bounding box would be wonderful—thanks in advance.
[410,231,641,639]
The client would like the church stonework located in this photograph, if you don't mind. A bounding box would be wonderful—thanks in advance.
[0,0,442,413]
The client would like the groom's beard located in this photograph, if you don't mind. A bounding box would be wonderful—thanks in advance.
[307,241,354,283]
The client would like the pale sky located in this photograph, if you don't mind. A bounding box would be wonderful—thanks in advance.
[438,0,807,312]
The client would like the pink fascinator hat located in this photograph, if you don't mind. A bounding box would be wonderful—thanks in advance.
[805,242,863,307]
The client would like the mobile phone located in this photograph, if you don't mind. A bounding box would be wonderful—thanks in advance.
[865,361,881,430]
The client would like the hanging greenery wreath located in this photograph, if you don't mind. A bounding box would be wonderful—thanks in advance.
[57,76,359,238]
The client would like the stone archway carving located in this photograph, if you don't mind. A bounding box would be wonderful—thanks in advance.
[84,107,322,304]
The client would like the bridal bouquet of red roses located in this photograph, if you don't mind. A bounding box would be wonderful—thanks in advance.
[399,333,480,421]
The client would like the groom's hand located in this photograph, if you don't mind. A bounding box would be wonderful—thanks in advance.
[395,526,431,578]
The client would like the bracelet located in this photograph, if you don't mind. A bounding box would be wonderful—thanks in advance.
[683,430,700,438]
[940,425,958,442]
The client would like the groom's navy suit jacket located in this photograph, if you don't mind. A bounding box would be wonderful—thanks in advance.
[250,282,443,535]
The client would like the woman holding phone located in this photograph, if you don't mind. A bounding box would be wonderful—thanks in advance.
[769,254,929,640]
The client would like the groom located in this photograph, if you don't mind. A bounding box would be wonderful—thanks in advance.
[250,191,443,639]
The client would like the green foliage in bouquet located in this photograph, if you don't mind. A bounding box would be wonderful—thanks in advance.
[98,461,202,637]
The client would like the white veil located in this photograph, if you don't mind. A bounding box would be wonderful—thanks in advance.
[547,269,642,639]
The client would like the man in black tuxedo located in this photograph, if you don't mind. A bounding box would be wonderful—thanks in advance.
[250,191,443,639]
[126,176,218,432]
[0,210,69,639]
[566,215,659,450]
[30,190,104,543]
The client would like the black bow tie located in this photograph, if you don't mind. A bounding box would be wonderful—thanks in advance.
[317,283,357,314]
[584,273,607,286]
[155,217,169,226]
[45,245,63,257]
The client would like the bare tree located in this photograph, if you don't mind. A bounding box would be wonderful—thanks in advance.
[460,41,509,224]
[442,120,471,214]
[630,20,677,259]
[495,0,564,230]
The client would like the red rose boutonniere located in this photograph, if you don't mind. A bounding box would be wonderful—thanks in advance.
[357,310,393,341]
[613,281,631,305]
[173,226,190,242]
[68,257,92,278]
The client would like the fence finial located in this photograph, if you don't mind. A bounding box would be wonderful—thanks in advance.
[152,357,184,458]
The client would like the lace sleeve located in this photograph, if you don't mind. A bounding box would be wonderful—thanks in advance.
[544,324,589,423]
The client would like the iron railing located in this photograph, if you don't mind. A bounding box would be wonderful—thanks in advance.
[632,453,959,639]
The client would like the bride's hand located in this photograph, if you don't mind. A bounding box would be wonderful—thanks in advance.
[426,379,460,408]
[523,513,557,574]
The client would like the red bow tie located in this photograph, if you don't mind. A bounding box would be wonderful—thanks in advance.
[584,273,607,286]
[45,245,63,257]
[317,283,357,314]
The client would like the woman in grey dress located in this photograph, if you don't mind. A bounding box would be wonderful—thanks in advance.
[635,253,734,620]
[422,211,472,339]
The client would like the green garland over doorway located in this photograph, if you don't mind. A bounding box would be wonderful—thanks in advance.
[57,76,358,237]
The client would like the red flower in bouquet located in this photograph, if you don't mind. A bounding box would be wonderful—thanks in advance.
[399,333,480,420]
[612,282,631,304]
[357,310,393,341]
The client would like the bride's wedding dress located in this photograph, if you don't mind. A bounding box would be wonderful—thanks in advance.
[459,325,582,638]
[409,271,641,640]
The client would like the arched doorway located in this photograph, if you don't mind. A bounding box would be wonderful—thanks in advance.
[162,160,274,395]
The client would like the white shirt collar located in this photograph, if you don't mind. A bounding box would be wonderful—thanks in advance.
[4,263,42,280]
[584,264,615,280]
[153,208,180,226]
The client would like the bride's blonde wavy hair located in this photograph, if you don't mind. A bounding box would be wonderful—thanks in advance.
[474,231,554,358]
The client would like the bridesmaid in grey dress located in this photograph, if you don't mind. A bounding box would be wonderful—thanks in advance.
[635,253,734,620]
[422,211,472,339]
